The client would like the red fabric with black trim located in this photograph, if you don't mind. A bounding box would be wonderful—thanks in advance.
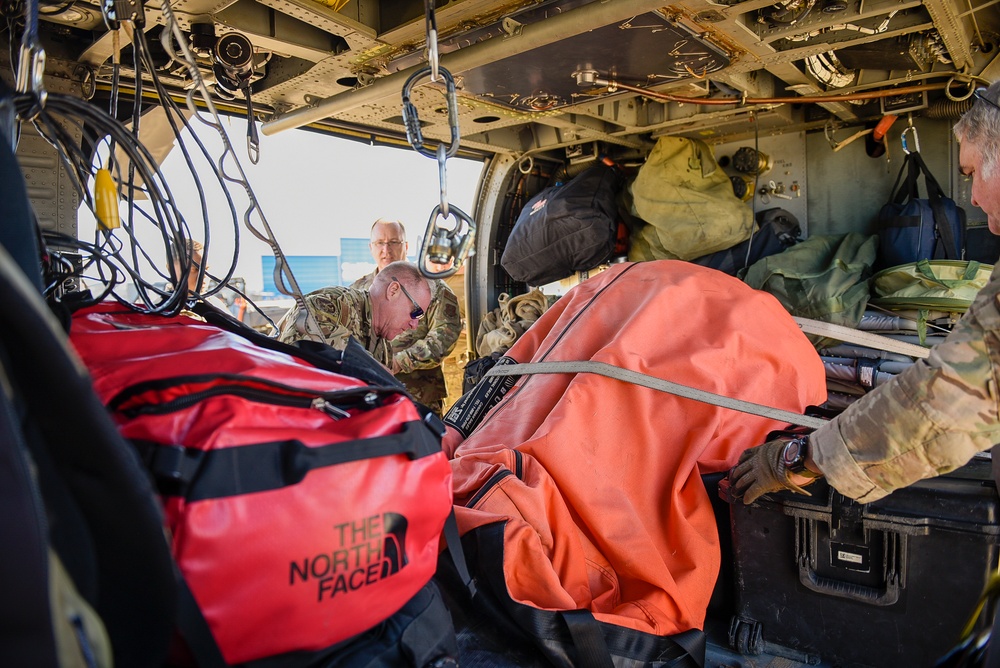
[70,304,452,664]
[447,260,826,636]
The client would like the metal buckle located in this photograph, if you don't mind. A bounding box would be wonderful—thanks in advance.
[418,204,476,278]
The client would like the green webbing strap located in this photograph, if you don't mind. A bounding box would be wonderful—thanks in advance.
[485,361,826,430]
[793,317,931,359]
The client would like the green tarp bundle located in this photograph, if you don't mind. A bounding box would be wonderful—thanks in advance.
[744,233,878,347]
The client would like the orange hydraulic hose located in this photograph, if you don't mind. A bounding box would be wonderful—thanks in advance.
[872,114,899,141]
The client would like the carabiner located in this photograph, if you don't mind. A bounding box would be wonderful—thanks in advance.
[401,66,460,160]
[244,87,261,164]
[418,204,476,279]
[16,41,48,112]
[901,126,920,154]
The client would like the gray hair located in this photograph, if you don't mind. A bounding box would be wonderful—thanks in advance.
[954,80,1000,177]
[371,260,429,293]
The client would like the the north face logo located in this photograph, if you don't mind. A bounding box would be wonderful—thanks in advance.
[380,512,408,576]
[288,512,410,601]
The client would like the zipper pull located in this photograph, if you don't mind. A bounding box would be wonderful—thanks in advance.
[312,397,350,419]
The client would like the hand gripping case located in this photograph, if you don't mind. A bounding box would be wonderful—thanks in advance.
[724,458,1000,667]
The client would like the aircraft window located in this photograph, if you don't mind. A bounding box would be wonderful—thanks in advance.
[77,120,483,317]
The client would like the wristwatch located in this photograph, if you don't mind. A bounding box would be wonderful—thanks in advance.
[779,435,822,480]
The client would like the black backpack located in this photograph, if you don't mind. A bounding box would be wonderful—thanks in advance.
[501,164,624,286]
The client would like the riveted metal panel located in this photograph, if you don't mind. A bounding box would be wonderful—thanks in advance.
[922,0,974,71]
[16,124,82,238]
[712,131,810,235]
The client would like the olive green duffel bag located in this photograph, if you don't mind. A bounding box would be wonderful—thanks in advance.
[628,136,753,261]
[871,259,993,342]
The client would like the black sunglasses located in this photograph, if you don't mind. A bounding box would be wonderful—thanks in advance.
[974,88,1000,114]
[392,277,425,321]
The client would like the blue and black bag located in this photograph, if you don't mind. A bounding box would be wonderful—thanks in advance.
[876,150,965,270]
[690,207,801,277]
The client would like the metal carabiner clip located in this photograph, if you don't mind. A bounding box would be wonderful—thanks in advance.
[401,65,460,160]
[899,115,920,155]
[16,40,48,113]
[436,143,450,218]
[419,203,476,279]
[901,124,920,155]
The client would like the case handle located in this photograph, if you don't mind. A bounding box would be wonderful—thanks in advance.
[796,516,906,607]
[798,563,901,606]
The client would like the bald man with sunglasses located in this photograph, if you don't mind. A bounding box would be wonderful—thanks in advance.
[276,260,431,370]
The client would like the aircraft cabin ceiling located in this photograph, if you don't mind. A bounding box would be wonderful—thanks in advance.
[4,0,999,155]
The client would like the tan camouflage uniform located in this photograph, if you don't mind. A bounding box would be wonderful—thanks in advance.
[275,286,392,367]
[352,271,461,414]
[441,268,468,411]
[811,262,1000,502]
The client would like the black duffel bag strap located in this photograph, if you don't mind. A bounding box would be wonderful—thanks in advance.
[175,567,230,668]
[668,628,707,667]
[136,420,441,500]
[884,151,918,208]
[442,510,477,599]
[561,605,705,668]
[560,610,615,668]
[912,151,962,259]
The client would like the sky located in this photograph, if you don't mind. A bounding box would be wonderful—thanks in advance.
[156,115,484,294]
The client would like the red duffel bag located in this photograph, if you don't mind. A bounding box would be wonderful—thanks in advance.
[68,303,455,666]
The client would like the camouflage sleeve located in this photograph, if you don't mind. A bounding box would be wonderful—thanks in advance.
[350,272,374,291]
[811,266,1000,502]
[393,283,462,374]
[275,292,354,351]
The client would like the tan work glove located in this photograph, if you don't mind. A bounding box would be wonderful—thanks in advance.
[729,439,815,504]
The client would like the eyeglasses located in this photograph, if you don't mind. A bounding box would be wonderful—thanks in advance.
[974,88,1000,114]
[372,240,405,249]
[392,277,424,320]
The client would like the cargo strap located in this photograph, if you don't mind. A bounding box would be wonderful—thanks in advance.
[484,318,931,431]
[793,317,931,359]
[485,361,827,430]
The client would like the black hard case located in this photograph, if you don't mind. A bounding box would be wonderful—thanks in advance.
[724,457,1000,667]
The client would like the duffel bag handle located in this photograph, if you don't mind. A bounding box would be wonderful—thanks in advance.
[914,258,982,286]
[136,420,442,499]
[911,152,962,260]
[886,151,920,207]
